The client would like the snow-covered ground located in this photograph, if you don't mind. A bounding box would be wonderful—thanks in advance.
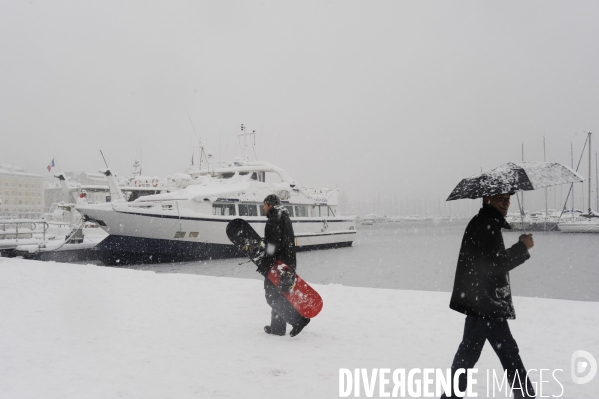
[1,258,597,398]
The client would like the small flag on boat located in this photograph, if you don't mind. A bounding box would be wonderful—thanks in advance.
[47,158,55,172]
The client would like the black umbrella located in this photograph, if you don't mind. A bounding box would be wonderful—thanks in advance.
[447,162,584,233]
[446,162,583,201]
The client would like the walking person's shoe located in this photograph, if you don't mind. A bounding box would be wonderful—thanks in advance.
[264,326,285,336]
[289,317,310,337]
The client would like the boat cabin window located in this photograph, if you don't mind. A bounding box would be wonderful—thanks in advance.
[284,206,294,217]
[124,190,160,202]
[259,205,266,217]
[216,172,235,179]
[238,204,258,217]
[238,172,259,181]
[213,203,236,216]
[311,205,335,217]
[295,206,308,217]
[311,205,319,217]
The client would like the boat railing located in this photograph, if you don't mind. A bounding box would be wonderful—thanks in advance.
[0,219,49,249]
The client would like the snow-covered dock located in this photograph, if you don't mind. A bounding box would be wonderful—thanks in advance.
[0,258,597,398]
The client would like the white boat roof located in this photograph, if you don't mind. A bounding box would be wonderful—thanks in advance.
[189,161,297,187]
[137,160,337,205]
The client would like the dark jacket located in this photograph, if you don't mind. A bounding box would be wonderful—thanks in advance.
[256,205,297,284]
[449,204,530,320]
[264,205,297,270]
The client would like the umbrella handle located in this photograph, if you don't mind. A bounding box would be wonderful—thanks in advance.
[515,191,528,234]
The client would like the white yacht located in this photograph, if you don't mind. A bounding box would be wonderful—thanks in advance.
[77,158,356,265]
[403,215,427,222]
[559,217,599,233]
[508,210,559,232]
[361,214,388,224]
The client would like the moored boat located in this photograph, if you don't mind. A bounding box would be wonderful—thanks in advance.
[559,218,599,233]
[78,157,356,265]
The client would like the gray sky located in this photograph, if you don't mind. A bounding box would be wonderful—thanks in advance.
[1,1,598,208]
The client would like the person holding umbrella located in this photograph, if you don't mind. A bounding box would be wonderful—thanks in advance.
[442,162,583,398]
[441,192,535,398]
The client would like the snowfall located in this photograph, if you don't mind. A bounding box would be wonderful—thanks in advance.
[1,257,598,399]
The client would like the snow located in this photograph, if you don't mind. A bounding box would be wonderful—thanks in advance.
[448,162,583,200]
[502,162,584,190]
[1,258,597,398]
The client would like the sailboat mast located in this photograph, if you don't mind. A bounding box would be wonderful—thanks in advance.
[571,142,574,213]
[544,136,548,216]
[521,142,525,211]
[589,132,593,214]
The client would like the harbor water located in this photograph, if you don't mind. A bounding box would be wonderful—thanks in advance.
[124,219,599,302]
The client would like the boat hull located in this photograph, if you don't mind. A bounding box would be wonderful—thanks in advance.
[94,234,353,265]
[559,221,599,233]
[507,221,559,232]
[80,205,356,265]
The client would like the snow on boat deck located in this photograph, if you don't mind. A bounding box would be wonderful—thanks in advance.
[0,258,597,398]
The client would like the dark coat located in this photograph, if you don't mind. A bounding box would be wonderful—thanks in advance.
[256,205,297,288]
[449,204,530,320]
[264,205,297,270]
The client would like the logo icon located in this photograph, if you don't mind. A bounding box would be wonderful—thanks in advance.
[571,350,597,384]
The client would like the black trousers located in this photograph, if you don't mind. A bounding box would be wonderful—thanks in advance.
[442,316,535,398]
[264,278,302,334]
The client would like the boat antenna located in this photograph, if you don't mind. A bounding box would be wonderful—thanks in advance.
[238,124,257,161]
[184,105,203,166]
[184,105,201,145]
[238,124,245,158]
[251,130,258,161]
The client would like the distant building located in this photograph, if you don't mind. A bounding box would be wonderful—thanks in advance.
[44,181,71,209]
[0,164,45,219]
